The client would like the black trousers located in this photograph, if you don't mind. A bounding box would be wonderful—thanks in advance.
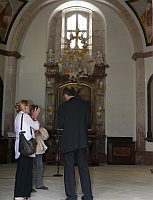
[14,154,33,198]
[63,148,93,200]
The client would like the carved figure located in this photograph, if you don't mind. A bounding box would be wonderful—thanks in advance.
[87,59,94,75]
[99,81,104,94]
[48,49,55,62]
[58,57,64,74]
[80,67,88,78]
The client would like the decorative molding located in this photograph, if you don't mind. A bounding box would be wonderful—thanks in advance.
[93,63,109,78]
[44,62,109,84]
[0,49,21,59]
[132,51,153,61]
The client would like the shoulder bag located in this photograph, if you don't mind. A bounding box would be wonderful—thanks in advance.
[19,113,36,156]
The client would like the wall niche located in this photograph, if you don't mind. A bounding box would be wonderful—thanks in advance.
[44,9,108,165]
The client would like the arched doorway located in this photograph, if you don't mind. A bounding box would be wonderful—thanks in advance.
[0,77,3,137]
[146,74,153,141]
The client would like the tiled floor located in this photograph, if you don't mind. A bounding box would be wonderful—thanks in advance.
[0,163,152,200]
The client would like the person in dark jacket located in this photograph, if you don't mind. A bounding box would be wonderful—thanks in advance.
[57,86,93,200]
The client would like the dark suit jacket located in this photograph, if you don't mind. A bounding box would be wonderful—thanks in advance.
[57,97,91,154]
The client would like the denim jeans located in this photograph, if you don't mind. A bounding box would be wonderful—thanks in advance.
[33,154,43,188]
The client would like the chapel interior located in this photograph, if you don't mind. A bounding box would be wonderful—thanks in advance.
[0,0,153,167]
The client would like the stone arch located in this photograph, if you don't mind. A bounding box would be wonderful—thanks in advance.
[9,0,143,58]
[4,1,145,163]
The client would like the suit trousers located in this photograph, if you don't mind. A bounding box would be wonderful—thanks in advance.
[34,154,43,188]
[63,148,93,200]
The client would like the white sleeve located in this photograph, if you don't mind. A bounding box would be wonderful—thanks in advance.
[23,113,40,130]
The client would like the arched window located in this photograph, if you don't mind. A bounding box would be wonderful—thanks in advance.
[61,7,92,54]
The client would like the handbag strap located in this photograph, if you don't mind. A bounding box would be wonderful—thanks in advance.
[30,127,33,135]
[20,113,24,131]
[20,113,32,135]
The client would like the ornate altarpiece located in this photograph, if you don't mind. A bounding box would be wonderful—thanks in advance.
[43,61,109,165]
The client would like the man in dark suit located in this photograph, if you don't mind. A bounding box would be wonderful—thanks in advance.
[57,86,93,200]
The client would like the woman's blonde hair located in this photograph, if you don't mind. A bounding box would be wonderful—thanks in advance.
[15,100,29,113]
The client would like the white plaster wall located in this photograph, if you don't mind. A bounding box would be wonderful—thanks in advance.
[17,2,135,141]
[16,6,54,126]
[100,6,135,140]
[119,0,153,151]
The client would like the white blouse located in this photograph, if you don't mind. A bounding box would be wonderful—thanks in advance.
[14,111,40,159]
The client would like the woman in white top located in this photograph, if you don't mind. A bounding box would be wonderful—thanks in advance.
[14,100,40,200]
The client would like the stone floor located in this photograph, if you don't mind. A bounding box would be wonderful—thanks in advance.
[0,163,153,200]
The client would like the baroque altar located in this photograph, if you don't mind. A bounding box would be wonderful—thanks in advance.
[43,29,109,165]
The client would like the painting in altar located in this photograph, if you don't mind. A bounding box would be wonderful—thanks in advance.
[58,82,93,120]
[125,0,153,46]
[0,0,27,44]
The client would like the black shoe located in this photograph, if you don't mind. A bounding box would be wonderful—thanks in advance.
[81,196,93,200]
[31,188,37,193]
[36,186,48,190]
